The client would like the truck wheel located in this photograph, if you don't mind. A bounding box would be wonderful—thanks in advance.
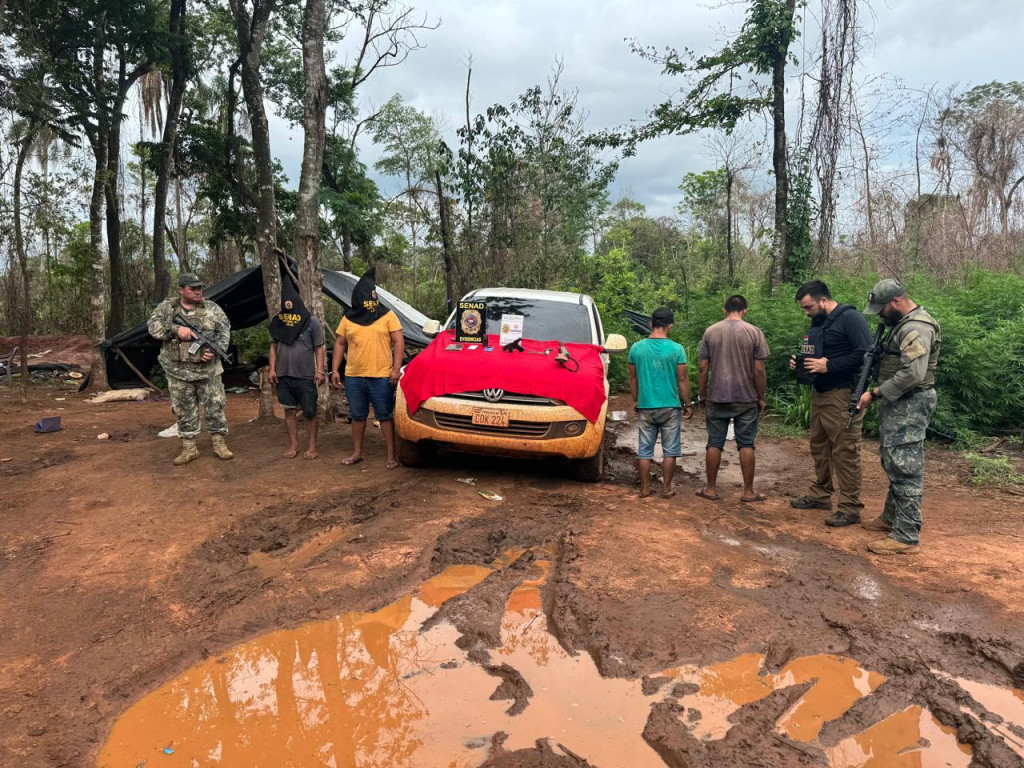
[569,442,604,482]
[396,435,434,467]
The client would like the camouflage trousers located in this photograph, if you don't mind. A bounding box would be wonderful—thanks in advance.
[877,389,937,545]
[167,374,228,439]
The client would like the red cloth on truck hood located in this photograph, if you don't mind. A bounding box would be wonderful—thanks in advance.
[400,331,608,423]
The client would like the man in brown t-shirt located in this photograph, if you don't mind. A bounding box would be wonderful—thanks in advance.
[696,295,770,502]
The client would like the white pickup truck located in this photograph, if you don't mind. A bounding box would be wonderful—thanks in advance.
[394,288,626,481]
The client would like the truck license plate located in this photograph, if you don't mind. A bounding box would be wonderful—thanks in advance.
[472,408,509,427]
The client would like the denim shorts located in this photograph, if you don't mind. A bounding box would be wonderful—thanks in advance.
[705,402,759,450]
[277,376,318,420]
[345,375,395,421]
[637,407,682,460]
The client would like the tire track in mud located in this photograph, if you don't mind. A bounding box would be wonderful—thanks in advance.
[144,467,1024,767]
[687,518,1024,767]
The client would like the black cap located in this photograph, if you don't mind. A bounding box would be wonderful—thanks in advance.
[651,307,674,325]
[178,273,204,288]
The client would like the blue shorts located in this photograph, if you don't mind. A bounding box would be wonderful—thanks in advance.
[345,376,395,421]
[637,407,682,460]
[276,376,318,420]
[705,402,759,450]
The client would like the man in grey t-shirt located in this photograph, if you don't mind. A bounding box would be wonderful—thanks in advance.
[696,294,770,503]
[269,288,326,459]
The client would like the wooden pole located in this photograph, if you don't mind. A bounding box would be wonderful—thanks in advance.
[111,343,166,394]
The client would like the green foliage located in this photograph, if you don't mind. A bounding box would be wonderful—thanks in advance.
[785,152,816,284]
[963,453,1024,488]
[770,384,812,429]
[580,231,1024,443]
[147,363,168,390]
[233,324,270,365]
[37,222,93,334]
[612,0,799,152]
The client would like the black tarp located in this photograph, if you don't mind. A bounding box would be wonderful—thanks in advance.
[624,309,653,336]
[102,266,434,388]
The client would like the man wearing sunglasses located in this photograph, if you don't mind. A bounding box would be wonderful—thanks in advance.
[855,279,941,555]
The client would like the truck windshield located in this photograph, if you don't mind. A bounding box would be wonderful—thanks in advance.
[448,298,594,344]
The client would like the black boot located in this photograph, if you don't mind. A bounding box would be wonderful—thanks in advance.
[824,511,861,527]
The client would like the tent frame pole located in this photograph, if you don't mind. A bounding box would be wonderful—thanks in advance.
[111,343,167,394]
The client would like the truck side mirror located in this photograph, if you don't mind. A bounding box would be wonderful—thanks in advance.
[603,334,627,353]
[422,319,442,337]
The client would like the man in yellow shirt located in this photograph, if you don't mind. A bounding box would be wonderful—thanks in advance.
[330,268,405,467]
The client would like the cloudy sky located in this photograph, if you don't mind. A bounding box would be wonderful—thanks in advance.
[269,0,1024,218]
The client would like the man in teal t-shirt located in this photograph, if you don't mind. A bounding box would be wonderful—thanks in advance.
[628,307,694,498]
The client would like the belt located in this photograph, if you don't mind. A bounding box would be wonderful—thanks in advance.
[813,384,852,393]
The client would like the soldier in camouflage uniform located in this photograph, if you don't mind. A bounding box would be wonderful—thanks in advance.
[855,279,940,554]
[148,273,234,465]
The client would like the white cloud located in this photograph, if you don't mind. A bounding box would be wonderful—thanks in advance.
[268,0,1024,219]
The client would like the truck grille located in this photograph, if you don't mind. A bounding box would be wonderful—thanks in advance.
[450,391,566,406]
[433,412,552,438]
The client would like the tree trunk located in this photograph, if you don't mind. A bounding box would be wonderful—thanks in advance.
[341,231,352,272]
[174,176,189,270]
[104,55,153,335]
[296,0,328,418]
[152,0,188,300]
[768,0,797,291]
[230,0,281,316]
[858,117,875,248]
[14,131,33,399]
[88,137,110,391]
[725,167,735,285]
[104,120,125,337]
[434,170,455,312]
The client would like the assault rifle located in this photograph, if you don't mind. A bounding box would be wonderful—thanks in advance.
[174,313,233,365]
[847,323,887,427]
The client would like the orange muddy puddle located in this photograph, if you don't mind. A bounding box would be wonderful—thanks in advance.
[826,706,972,767]
[661,653,885,742]
[98,559,997,768]
[953,677,1024,757]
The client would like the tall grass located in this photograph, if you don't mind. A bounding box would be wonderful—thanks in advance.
[595,269,1024,445]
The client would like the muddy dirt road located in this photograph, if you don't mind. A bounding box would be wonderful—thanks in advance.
[1,385,1023,767]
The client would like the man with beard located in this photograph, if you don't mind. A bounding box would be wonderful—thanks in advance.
[269,279,325,459]
[148,273,233,465]
[855,279,941,555]
[788,280,873,527]
[330,268,405,468]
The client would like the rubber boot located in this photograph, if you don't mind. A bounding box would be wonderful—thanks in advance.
[173,438,200,466]
[211,434,234,460]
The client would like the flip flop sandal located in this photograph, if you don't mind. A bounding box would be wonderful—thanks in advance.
[694,489,720,501]
[342,457,364,466]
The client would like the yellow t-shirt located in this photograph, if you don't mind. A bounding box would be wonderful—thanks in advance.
[336,311,403,378]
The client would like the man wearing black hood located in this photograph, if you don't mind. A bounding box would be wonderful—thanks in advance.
[269,279,325,458]
[330,268,405,468]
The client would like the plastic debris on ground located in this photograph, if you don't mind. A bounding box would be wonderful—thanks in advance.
[478,491,503,502]
[224,386,249,394]
[86,388,149,404]
[34,416,62,434]
[97,433,110,440]
[455,477,476,485]
[610,410,628,421]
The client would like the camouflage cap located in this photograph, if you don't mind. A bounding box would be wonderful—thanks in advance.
[178,272,205,288]
[864,278,906,315]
